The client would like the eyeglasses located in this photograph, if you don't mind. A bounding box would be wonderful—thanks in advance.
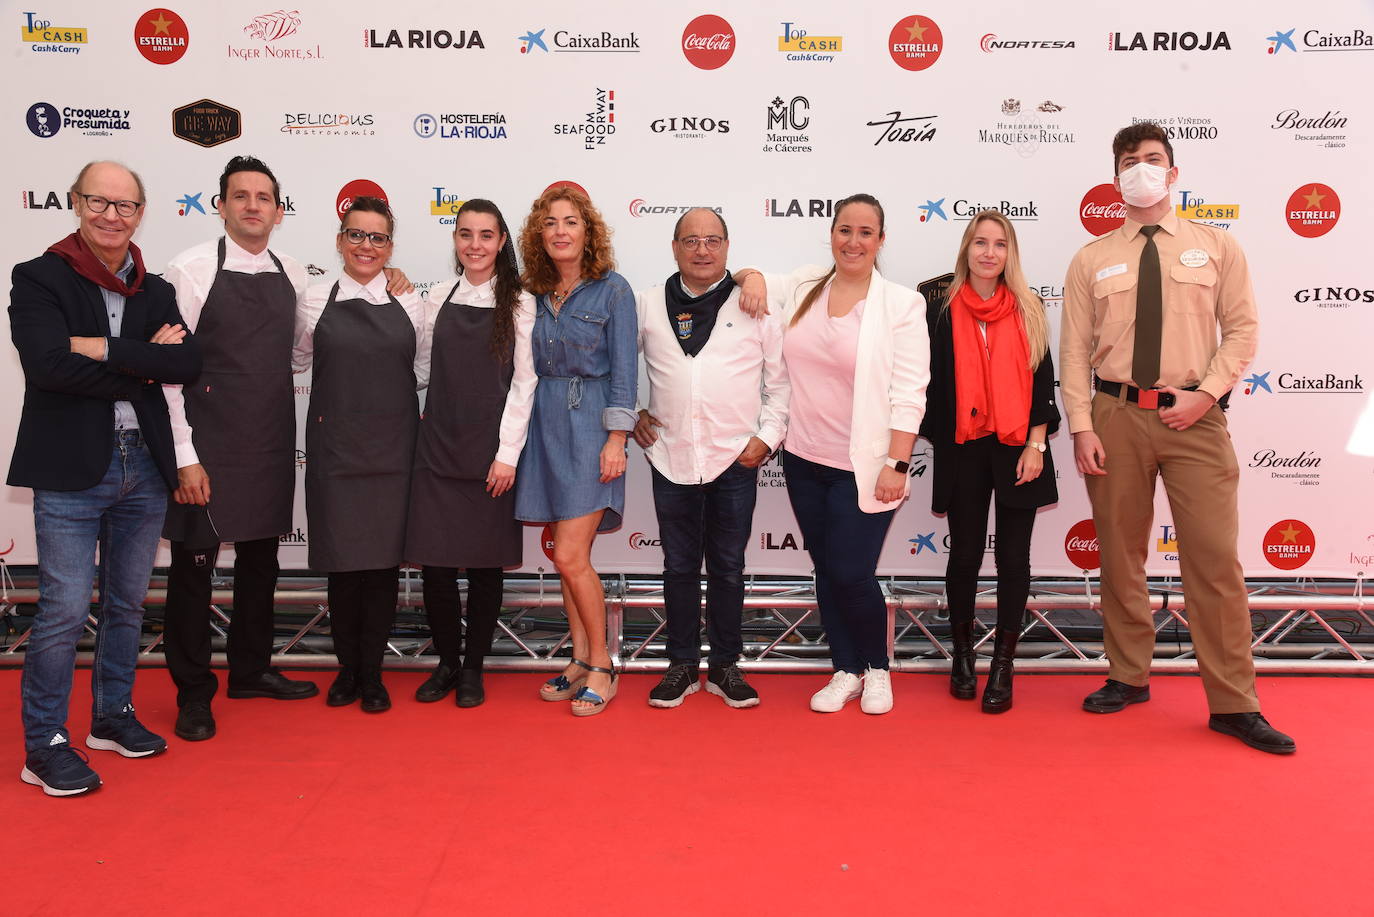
[676,235,724,252]
[76,193,142,217]
[341,228,393,247]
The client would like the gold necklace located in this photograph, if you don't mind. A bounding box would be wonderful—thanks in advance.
[550,281,577,310]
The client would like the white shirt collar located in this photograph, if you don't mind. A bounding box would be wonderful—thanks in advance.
[679,271,730,298]
[222,234,276,272]
[338,271,391,304]
[456,273,494,303]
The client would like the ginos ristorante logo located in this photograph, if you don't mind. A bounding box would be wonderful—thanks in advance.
[335,179,388,220]
[1262,518,1316,570]
[1079,183,1126,235]
[682,15,734,69]
[889,15,943,70]
[1285,183,1340,238]
[134,8,189,64]
[1065,519,1101,570]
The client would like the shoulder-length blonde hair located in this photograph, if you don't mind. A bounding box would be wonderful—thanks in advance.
[518,186,615,294]
[945,210,1049,369]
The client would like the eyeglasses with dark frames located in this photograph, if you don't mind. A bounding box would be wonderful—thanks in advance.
[76,193,143,218]
[341,228,393,247]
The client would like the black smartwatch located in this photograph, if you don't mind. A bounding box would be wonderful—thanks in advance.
[884,457,910,474]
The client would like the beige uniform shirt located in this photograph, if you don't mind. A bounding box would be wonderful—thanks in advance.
[1060,210,1258,434]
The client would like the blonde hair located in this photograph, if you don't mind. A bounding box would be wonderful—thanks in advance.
[945,211,1049,369]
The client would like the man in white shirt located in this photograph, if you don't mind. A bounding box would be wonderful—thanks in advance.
[634,209,790,708]
[160,156,319,741]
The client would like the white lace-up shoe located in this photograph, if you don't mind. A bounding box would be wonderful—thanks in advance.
[860,667,893,715]
[810,671,862,713]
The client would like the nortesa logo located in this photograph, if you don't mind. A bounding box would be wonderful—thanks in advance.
[627,532,660,550]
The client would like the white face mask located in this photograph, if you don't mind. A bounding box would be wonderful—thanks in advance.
[1117,162,1171,207]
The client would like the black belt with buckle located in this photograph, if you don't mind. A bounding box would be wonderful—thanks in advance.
[1095,380,1231,412]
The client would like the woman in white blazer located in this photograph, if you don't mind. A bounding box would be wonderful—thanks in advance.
[737,193,929,715]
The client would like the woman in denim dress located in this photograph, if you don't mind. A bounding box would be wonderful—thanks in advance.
[515,186,637,716]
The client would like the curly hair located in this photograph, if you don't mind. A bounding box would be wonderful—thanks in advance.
[518,186,615,294]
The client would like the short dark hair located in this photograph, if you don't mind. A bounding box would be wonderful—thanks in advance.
[219,155,280,205]
[672,208,729,242]
[341,195,394,236]
[1111,122,1174,174]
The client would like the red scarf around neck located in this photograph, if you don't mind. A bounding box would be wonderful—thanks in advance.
[46,232,146,297]
[950,281,1032,445]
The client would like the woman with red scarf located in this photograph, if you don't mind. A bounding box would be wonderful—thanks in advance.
[919,210,1059,713]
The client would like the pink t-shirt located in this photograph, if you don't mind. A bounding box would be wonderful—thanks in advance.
[782,284,865,470]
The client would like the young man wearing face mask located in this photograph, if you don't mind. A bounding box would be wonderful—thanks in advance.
[1061,122,1295,754]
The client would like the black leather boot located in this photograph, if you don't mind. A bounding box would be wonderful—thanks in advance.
[949,618,976,700]
[981,629,1017,714]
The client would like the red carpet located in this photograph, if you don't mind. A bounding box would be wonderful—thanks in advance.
[2,670,1369,916]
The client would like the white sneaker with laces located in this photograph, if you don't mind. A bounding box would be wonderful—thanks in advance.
[860,667,893,715]
[810,671,862,713]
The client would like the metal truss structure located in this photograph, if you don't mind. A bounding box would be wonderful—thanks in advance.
[1,566,1371,674]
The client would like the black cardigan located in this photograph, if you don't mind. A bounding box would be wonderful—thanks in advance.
[917,289,1061,513]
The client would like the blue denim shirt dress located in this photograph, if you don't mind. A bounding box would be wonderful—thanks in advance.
[514,271,639,532]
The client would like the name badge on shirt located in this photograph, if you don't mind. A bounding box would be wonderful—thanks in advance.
[1095,263,1128,282]
[1179,248,1210,268]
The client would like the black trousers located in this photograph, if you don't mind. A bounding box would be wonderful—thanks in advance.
[164,536,280,706]
[943,436,1037,635]
[420,566,503,670]
[328,568,399,673]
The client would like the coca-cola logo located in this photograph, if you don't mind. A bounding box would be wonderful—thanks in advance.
[682,14,735,70]
[1285,183,1340,238]
[335,178,388,221]
[543,179,589,198]
[1079,183,1126,235]
[1064,519,1100,570]
[1262,518,1316,571]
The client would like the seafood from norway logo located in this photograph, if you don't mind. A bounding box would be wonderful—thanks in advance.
[230,10,324,61]
[553,89,616,150]
[1262,519,1315,570]
[135,9,189,64]
[681,15,734,69]
[335,179,387,221]
[1286,184,1340,237]
[21,11,86,53]
[1064,519,1100,569]
[889,15,943,70]
[1079,184,1126,235]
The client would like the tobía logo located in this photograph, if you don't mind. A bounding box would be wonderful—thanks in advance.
[135,8,189,64]
[682,15,734,69]
[868,111,937,147]
[1286,184,1340,237]
[889,15,943,70]
[173,99,240,147]
[1262,519,1315,570]
[1079,183,1126,235]
[1065,519,1100,570]
[336,179,388,221]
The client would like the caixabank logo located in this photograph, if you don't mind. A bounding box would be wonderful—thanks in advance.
[1262,519,1316,571]
[20,10,86,54]
[1286,184,1341,237]
[517,26,639,54]
[1241,368,1364,396]
[135,8,189,64]
[1267,27,1372,54]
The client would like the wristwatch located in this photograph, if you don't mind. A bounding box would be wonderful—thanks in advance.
[1025,441,1046,453]
[884,457,911,474]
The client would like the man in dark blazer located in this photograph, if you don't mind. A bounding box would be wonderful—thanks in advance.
[9,160,201,796]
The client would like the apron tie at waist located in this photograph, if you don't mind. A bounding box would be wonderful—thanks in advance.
[546,373,610,410]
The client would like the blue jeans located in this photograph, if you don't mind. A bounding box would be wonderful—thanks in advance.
[22,431,168,752]
[782,451,895,674]
[651,462,758,666]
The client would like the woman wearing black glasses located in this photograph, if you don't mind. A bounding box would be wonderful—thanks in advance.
[293,196,428,713]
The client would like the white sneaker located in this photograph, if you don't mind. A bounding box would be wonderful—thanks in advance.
[810,671,862,713]
[860,667,893,715]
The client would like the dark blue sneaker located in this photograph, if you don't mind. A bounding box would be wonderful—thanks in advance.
[21,738,102,797]
[86,706,167,758]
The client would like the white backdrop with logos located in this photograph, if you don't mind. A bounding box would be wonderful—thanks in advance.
[3,0,1372,578]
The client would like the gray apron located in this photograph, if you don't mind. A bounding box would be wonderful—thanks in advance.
[170,237,296,543]
[404,281,522,568]
[304,282,419,571]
